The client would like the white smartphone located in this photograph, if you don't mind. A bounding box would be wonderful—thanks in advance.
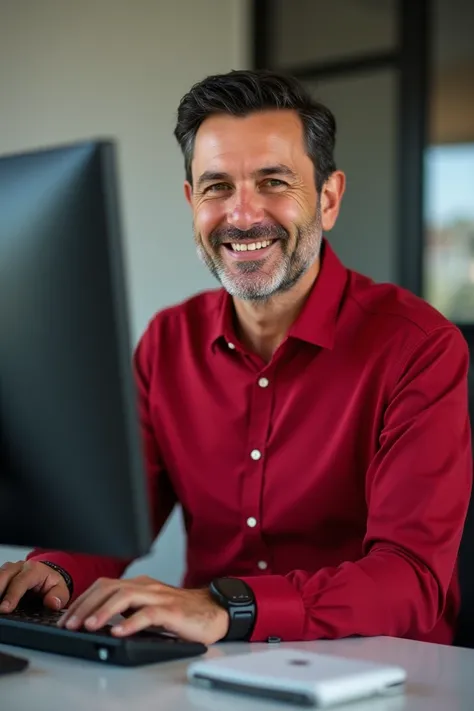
[187,648,406,708]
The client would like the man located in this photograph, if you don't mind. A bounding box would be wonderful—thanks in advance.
[0,70,471,645]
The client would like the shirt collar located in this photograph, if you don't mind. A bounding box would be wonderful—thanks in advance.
[287,239,348,349]
[209,238,348,353]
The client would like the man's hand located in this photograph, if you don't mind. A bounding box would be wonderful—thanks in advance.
[0,560,71,612]
[57,576,230,645]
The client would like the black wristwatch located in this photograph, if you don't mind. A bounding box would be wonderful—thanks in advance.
[209,577,256,641]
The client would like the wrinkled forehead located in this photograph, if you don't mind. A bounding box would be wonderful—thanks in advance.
[191,110,308,180]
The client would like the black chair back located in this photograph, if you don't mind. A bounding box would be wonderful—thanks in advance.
[454,329,474,647]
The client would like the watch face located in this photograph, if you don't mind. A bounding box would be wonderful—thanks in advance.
[216,578,252,605]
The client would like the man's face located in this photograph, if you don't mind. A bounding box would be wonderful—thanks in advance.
[185,110,326,301]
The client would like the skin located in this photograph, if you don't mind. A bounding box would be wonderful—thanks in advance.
[0,561,69,612]
[186,110,345,360]
[0,108,345,644]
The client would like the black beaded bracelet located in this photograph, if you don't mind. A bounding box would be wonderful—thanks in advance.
[41,561,74,598]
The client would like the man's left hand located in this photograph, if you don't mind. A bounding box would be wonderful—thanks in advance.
[57,576,229,645]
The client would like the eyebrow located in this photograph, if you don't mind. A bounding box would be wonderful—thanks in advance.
[196,164,297,190]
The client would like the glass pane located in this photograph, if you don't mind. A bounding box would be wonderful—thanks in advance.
[305,70,397,283]
[423,0,474,323]
[274,0,396,68]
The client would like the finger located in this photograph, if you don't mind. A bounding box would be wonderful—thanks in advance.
[0,562,23,600]
[58,579,108,627]
[0,566,44,612]
[111,605,171,637]
[30,564,70,610]
[84,589,169,631]
[43,583,69,611]
[58,579,118,629]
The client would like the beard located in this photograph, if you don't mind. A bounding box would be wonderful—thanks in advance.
[195,204,323,302]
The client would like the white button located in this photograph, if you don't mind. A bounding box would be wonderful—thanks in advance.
[258,377,269,388]
[258,560,268,570]
[247,517,257,528]
[251,449,262,461]
[227,342,235,350]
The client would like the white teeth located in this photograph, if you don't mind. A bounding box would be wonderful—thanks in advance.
[231,239,273,252]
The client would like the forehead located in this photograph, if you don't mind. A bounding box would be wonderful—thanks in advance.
[192,110,307,175]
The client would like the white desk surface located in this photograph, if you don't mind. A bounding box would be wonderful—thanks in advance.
[1,635,473,711]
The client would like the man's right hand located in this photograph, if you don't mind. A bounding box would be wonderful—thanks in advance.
[0,560,71,613]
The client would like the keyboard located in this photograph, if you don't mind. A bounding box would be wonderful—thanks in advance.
[0,597,207,666]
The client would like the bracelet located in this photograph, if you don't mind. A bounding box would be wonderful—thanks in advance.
[41,561,74,598]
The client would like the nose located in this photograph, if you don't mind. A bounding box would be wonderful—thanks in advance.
[226,186,265,231]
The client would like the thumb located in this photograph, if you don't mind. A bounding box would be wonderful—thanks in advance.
[43,583,70,611]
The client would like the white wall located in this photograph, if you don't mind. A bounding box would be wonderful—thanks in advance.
[0,0,249,582]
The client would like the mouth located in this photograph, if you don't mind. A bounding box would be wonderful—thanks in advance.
[222,238,279,260]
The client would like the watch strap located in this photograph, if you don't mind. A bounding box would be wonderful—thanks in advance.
[210,578,256,641]
[222,606,255,641]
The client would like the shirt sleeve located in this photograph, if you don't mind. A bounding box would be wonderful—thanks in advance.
[240,326,472,642]
[27,322,177,603]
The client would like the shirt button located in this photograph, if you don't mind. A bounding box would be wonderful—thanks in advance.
[258,560,268,570]
[227,342,235,350]
[250,449,262,461]
[258,377,269,388]
[247,517,257,528]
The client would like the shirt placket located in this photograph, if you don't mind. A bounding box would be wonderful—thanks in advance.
[241,365,275,574]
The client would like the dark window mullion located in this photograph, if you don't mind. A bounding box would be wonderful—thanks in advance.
[397,0,430,295]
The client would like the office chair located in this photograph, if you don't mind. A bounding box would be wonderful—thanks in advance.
[453,336,474,648]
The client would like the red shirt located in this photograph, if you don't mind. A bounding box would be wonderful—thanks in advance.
[30,240,472,644]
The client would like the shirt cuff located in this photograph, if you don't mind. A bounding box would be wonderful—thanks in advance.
[239,575,306,642]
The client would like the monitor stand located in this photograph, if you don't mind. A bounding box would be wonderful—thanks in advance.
[0,650,29,675]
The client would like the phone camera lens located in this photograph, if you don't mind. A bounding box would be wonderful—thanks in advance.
[289,659,310,666]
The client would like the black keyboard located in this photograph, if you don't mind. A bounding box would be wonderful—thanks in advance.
[0,599,207,666]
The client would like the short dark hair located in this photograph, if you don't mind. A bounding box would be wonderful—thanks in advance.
[174,69,336,192]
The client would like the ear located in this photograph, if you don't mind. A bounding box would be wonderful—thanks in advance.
[320,170,346,231]
[184,181,193,207]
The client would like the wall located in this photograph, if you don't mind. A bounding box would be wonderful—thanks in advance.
[272,0,398,284]
[274,0,396,67]
[431,0,474,143]
[307,70,397,285]
[0,0,249,582]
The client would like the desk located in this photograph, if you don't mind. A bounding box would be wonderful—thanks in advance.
[1,636,473,711]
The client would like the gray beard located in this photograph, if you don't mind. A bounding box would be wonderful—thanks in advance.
[195,209,322,302]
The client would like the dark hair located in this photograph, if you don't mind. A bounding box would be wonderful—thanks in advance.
[174,69,336,192]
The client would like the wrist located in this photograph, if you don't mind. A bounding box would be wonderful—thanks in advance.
[209,577,256,641]
[40,561,74,598]
[214,604,231,640]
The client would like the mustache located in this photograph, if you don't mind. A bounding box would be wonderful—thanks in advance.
[209,224,289,248]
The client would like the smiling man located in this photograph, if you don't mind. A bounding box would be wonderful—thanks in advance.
[1,69,471,646]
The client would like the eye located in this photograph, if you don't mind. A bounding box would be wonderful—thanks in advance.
[205,182,232,193]
[261,178,288,189]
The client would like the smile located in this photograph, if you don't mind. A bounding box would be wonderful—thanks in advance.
[227,239,275,252]
[222,238,279,262]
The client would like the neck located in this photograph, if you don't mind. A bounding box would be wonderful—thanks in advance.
[233,259,320,362]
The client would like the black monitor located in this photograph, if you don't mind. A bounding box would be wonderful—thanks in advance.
[0,140,152,558]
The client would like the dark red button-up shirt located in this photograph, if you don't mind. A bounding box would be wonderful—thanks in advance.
[30,240,472,644]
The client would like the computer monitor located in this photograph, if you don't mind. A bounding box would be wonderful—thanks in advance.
[0,140,152,558]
